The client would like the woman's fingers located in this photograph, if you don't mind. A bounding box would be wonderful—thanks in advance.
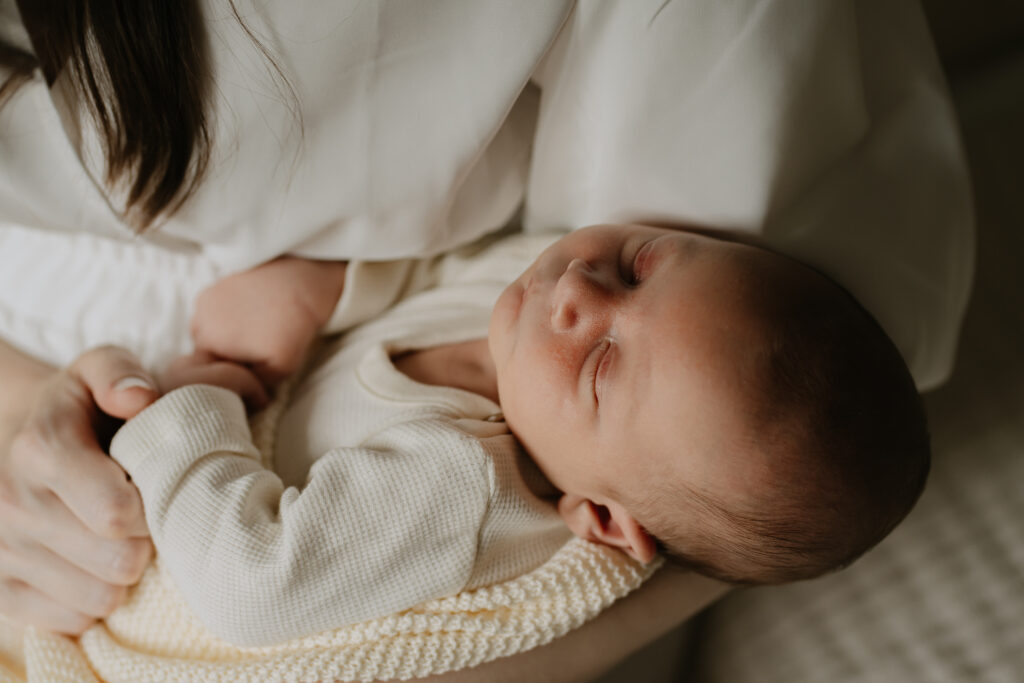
[8,488,152,586]
[2,425,151,592]
[51,448,150,540]
[0,577,96,636]
[0,345,157,630]
[0,536,130,620]
[12,379,149,540]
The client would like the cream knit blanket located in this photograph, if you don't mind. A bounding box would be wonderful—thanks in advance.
[0,387,658,682]
[0,538,656,683]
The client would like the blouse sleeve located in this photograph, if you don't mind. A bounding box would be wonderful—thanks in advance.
[526,0,973,390]
[109,385,490,647]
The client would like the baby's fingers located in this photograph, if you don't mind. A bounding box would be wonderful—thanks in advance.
[162,357,269,411]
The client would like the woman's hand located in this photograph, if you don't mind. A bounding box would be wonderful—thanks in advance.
[191,257,347,388]
[0,346,158,635]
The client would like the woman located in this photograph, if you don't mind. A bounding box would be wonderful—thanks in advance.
[0,0,971,654]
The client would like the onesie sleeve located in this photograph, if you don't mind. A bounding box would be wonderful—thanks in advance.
[323,231,561,335]
[109,385,491,647]
[527,0,973,390]
[322,259,421,334]
[322,255,452,335]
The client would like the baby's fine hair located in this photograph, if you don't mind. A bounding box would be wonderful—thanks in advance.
[637,245,931,585]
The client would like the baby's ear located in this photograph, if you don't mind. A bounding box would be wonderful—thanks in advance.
[557,494,658,564]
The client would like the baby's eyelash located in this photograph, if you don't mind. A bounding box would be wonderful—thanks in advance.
[630,241,654,284]
[589,339,613,406]
[623,240,652,285]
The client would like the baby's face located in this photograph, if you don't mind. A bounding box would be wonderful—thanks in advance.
[489,224,774,516]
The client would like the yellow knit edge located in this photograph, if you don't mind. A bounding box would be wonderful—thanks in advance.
[60,375,662,682]
[78,541,661,682]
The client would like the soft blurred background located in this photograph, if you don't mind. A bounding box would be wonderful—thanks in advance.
[602,1,1024,680]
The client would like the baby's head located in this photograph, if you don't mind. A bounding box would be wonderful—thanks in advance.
[489,224,929,584]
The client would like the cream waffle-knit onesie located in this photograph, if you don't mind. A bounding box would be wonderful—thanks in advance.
[108,232,570,648]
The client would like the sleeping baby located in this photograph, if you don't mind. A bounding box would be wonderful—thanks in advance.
[109,224,930,646]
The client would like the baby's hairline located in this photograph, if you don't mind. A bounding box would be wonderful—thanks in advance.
[617,250,930,584]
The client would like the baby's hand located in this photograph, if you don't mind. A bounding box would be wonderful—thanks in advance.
[161,352,269,411]
[191,257,347,388]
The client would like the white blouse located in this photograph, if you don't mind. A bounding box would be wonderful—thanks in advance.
[0,0,973,389]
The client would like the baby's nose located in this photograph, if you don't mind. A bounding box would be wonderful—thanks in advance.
[550,258,610,333]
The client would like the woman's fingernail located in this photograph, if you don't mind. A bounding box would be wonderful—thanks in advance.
[114,376,156,392]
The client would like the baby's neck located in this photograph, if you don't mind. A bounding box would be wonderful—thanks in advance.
[391,338,499,404]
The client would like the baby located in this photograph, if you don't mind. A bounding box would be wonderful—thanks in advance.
[486,224,929,582]
[111,224,929,645]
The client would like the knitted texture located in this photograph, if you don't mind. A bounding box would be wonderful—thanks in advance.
[0,539,656,683]
[0,377,658,682]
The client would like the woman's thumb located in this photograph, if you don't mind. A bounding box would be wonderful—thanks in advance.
[108,375,161,417]
[70,346,161,420]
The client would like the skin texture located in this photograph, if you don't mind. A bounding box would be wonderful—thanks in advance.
[0,255,346,634]
[191,257,348,389]
[174,224,781,567]
[47,223,776,635]
[488,224,777,561]
[0,344,156,634]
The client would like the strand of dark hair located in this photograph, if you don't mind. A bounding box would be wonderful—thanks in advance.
[0,39,35,103]
[3,0,212,229]
[2,2,303,230]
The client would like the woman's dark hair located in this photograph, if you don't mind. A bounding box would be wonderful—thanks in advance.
[2,1,212,229]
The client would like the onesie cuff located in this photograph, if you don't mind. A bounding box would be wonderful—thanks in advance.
[323,259,418,334]
[109,385,259,477]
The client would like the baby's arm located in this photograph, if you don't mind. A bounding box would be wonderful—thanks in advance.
[109,384,489,647]
[160,351,270,410]
[191,257,347,387]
